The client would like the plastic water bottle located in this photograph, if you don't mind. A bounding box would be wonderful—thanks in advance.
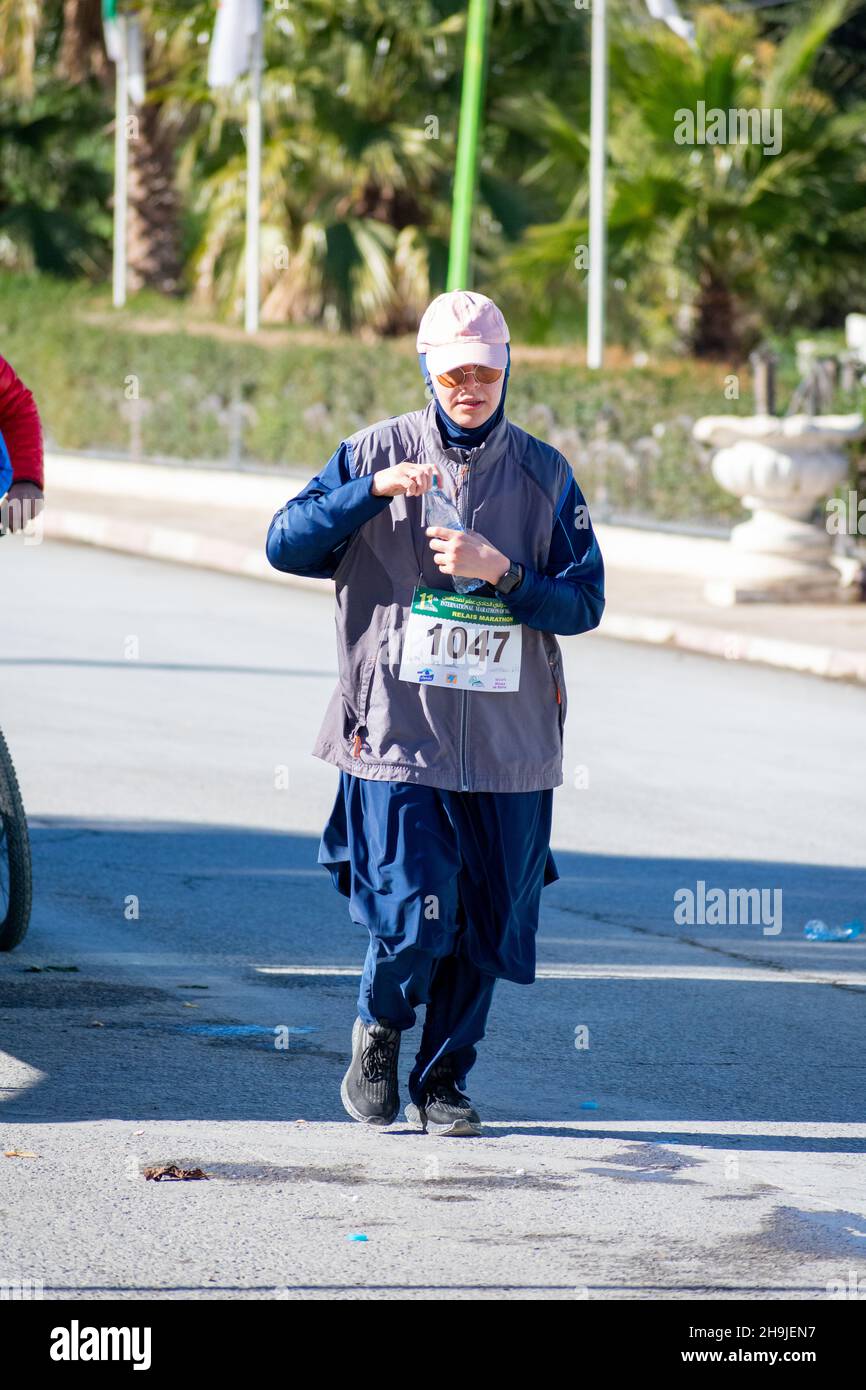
[425,480,485,594]
[803,918,864,941]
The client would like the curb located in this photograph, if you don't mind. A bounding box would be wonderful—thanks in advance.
[599,612,866,685]
[43,507,324,593]
[43,507,866,685]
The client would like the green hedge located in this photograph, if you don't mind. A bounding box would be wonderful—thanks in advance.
[3,276,863,527]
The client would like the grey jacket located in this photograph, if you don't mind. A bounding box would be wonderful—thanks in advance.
[266,398,605,792]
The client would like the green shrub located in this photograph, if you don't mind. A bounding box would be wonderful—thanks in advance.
[3,276,863,528]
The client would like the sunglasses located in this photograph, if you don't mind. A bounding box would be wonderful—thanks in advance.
[435,364,503,387]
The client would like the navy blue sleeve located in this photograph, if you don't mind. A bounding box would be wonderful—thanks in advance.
[265,441,392,579]
[497,473,605,636]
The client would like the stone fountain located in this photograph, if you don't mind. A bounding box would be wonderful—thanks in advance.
[692,412,866,605]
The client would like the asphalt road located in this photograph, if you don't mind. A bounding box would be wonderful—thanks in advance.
[1,538,865,1301]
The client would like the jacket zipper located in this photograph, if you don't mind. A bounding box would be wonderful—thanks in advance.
[457,460,470,791]
[350,655,377,761]
[547,650,564,737]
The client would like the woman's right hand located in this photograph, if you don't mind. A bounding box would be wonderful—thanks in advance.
[371,461,439,498]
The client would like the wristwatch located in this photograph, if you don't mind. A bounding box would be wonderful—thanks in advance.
[494,560,524,595]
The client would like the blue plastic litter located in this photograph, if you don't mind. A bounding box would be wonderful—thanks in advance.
[803,919,864,942]
[347,1234,368,1242]
[580,1100,599,1110]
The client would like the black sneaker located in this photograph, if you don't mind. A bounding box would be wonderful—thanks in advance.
[340,1016,401,1125]
[405,1061,482,1137]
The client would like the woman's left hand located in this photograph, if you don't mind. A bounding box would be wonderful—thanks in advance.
[426,525,510,586]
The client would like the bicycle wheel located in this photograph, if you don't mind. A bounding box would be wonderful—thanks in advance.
[0,725,32,950]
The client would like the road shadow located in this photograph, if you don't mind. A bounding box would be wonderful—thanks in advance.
[0,816,864,1145]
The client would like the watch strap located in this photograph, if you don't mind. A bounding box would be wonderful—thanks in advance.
[495,561,524,595]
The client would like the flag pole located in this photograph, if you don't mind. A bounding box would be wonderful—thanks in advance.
[447,0,490,290]
[244,12,263,335]
[112,14,128,309]
[586,0,607,369]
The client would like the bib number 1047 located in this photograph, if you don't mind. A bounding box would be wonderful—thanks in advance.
[398,585,522,693]
[426,622,511,664]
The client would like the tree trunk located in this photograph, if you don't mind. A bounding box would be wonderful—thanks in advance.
[692,267,756,361]
[126,102,183,296]
[58,3,183,296]
[692,268,737,358]
[58,0,108,84]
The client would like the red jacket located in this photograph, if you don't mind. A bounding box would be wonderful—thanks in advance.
[0,354,44,489]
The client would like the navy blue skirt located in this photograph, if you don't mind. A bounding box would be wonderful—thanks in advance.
[317,771,559,984]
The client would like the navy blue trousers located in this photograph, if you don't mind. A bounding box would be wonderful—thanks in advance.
[318,772,558,1104]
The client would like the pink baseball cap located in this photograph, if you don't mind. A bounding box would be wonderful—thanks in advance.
[416,289,510,375]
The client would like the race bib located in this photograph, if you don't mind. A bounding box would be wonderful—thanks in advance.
[398,585,522,693]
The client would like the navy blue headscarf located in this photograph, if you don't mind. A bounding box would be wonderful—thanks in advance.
[418,343,511,450]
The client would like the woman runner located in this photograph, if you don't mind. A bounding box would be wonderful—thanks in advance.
[266,289,604,1136]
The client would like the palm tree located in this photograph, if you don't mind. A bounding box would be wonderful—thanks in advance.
[498,0,866,358]
[186,0,590,332]
[0,0,111,275]
[0,0,189,292]
[185,1,462,331]
[120,3,208,294]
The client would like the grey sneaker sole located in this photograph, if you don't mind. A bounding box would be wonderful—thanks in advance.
[340,1017,399,1126]
[340,1071,396,1125]
[405,1102,482,1137]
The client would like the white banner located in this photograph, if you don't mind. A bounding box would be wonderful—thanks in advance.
[207,0,262,88]
[645,0,696,47]
[126,16,146,106]
[103,17,122,63]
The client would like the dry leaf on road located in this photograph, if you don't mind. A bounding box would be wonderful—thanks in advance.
[143,1164,209,1182]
